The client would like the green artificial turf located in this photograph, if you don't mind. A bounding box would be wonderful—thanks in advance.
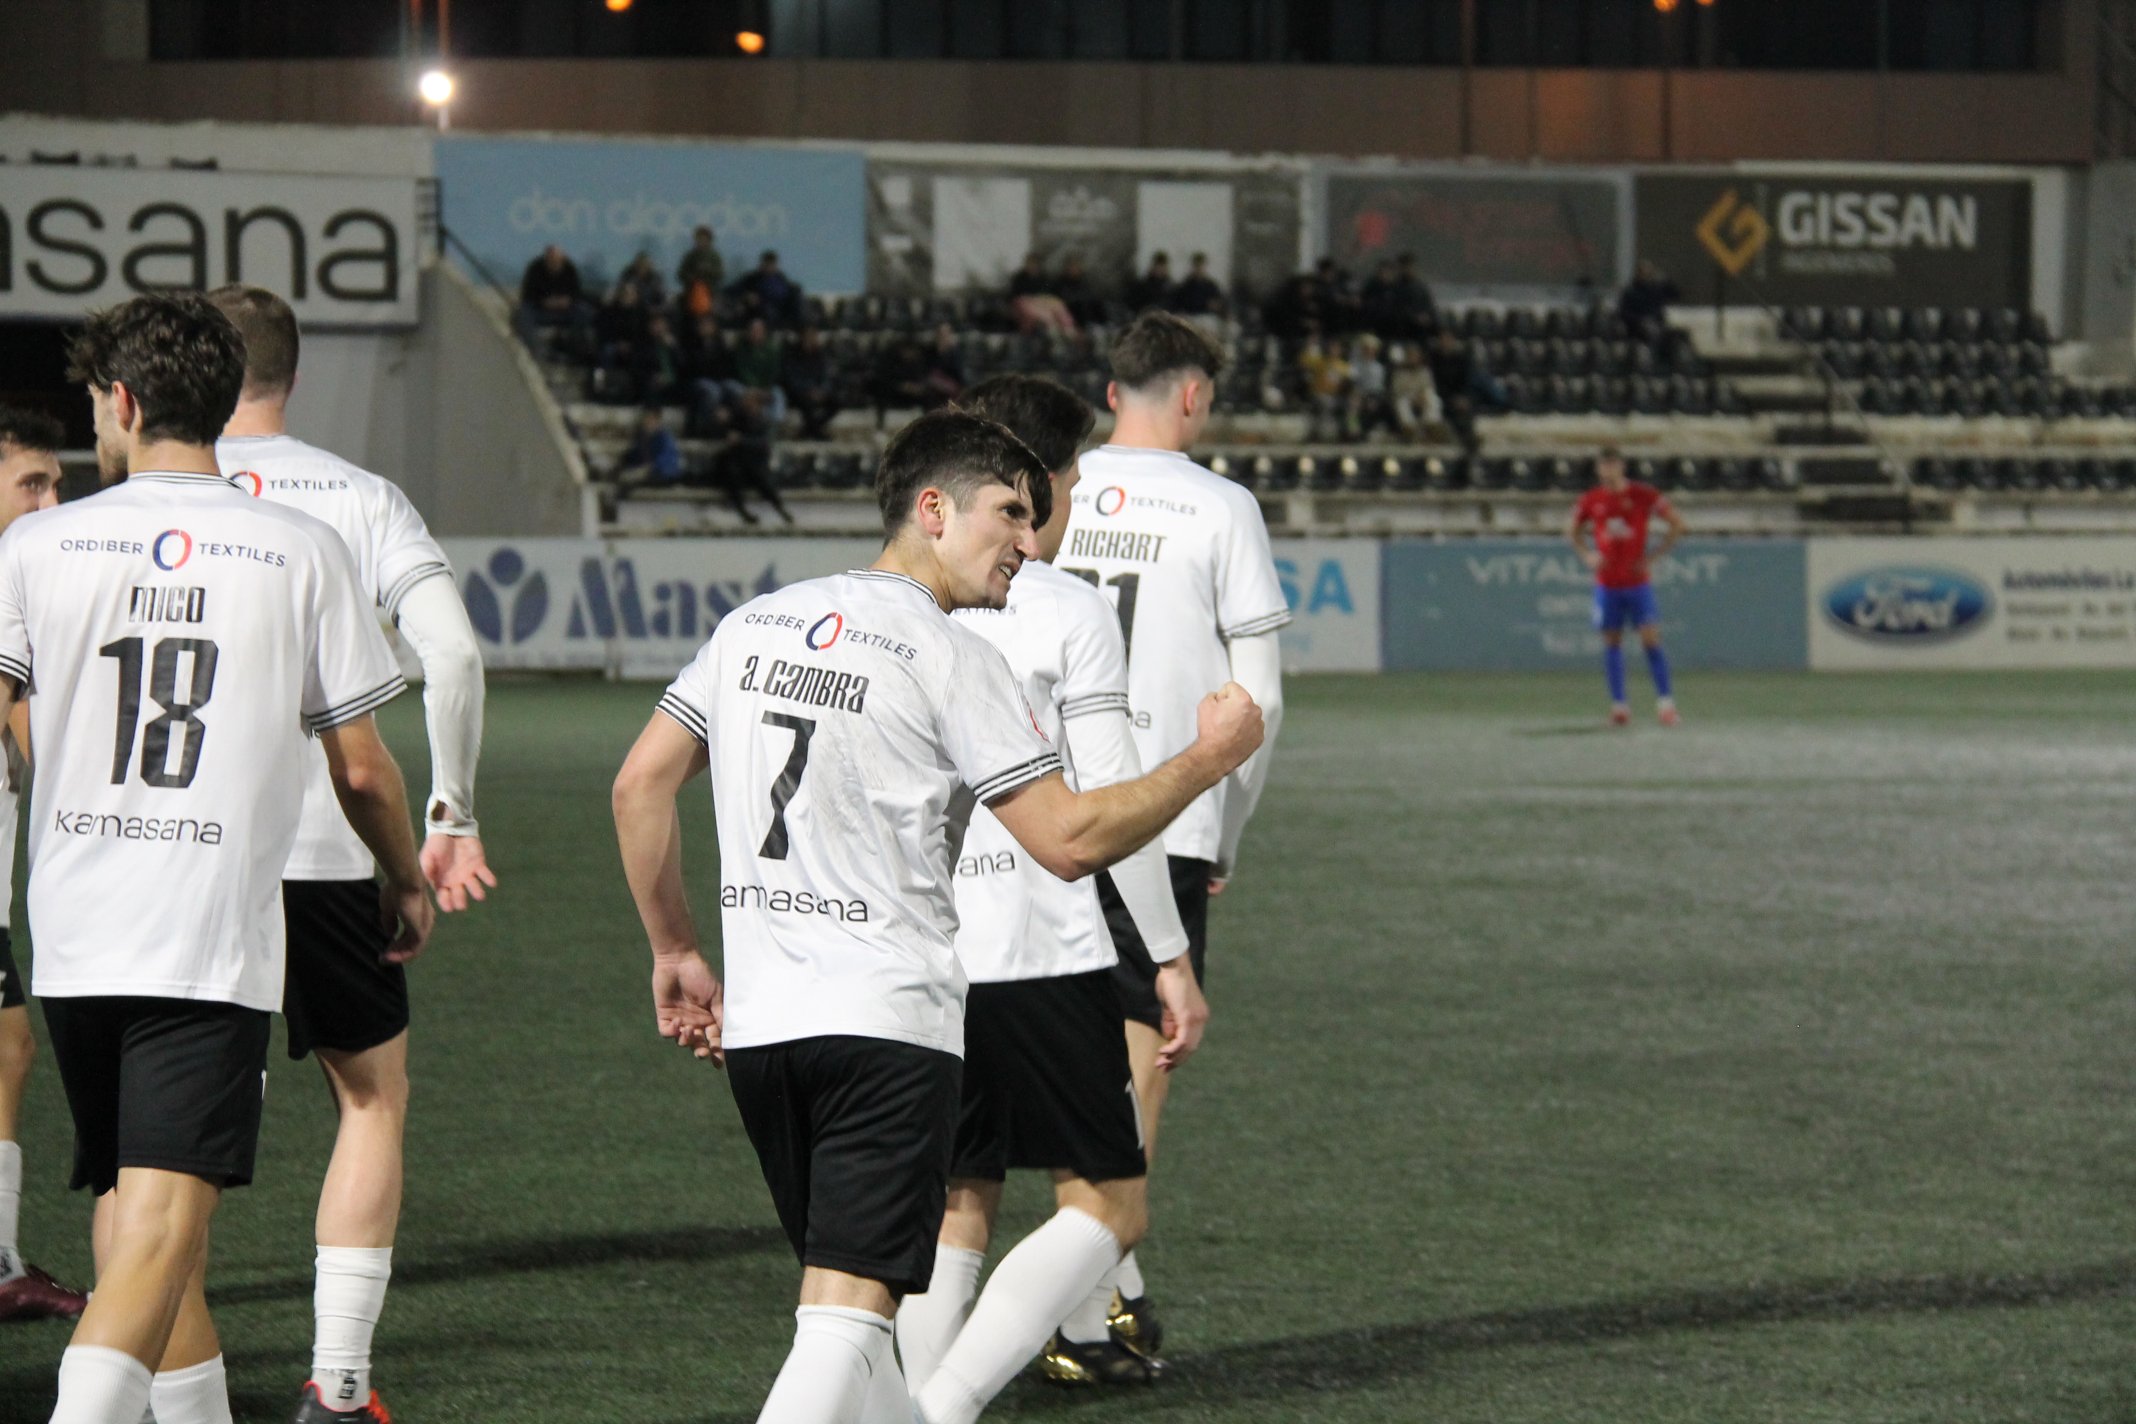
[4,672,2134,1422]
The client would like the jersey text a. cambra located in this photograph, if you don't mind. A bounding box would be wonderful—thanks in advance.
[951,560,1131,983]
[0,471,404,1010]
[1061,446,1289,860]
[218,434,454,880]
[658,570,1059,1056]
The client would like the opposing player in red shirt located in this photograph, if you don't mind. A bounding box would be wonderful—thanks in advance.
[1569,447,1686,726]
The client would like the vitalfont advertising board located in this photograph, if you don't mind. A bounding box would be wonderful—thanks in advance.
[1809,538,2136,669]
[0,166,422,326]
[436,136,866,294]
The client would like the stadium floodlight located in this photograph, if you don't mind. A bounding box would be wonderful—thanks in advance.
[736,30,766,54]
[606,0,633,11]
[418,68,455,106]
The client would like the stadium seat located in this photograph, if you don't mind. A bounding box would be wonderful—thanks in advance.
[1303,456,1342,493]
[1942,307,1983,343]
[1905,307,1943,342]
[1420,455,1464,492]
[1716,457,1754,492]
[1757,457,1794,491]
[1996,457,2040,492]
[1473,457,1513,492]
[1670,377,1712,416]
[1508,458,1547,492]
[1987,308,2023,344]
[1822,342,1864,380]
[1507,308,1544,340]
[1674,456,1715,493]
[1913,456,1957,491]
[1827,307,1867,342]
[2109,459,2136,492]
[1595,377,1632,416]
[1867,307,1906,342]
[1956,456,1995,490]
[2023,311,2054,343]
[1632,456,1667,489]
[1781,307,1826,342]
[1548,457,1585,492]
[1385,457,1425,493]
[1341,456,1385,493]
[1630,376,1670,416]
[2046,460,2087,493]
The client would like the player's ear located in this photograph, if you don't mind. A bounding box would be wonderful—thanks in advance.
[110,381,142,436]
[1105,381,1120,413]
[915,486,950,538]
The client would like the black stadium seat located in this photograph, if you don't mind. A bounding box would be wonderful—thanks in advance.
[1757,457,1793,491]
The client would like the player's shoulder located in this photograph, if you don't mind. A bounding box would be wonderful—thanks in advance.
[1628,480,1663,502]
[220,434,375,488]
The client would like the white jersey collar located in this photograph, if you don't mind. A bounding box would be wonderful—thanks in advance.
[845,568,941,607]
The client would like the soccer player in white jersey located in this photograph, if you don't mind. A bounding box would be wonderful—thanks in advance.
[612,410,1263,1424]
[1061,311,1289,1353]
[0,408,80,1325]
[890,377,1205,1410]
[206,284,492,1424]
[14,295,432,1424]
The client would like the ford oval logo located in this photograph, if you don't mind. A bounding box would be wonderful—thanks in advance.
[1822,567,1992,641]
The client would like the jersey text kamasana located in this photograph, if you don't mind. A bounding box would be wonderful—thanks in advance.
[1061,446,1289,861]
[219,434,454,880]
[951,561,1131,983]
[658,570,1059,1057]
[0,471,403,1010]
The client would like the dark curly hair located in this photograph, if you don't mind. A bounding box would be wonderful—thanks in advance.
[956,375,1094,478]
[0,407,64,457]
[875,409,1051,540]
[67,293,247,448]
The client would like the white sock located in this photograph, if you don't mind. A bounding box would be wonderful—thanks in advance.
[894,1243,983,1395]
[1060,1274,1114,1344]
[916,1209,1120,1424]
[859,1325,917,1424]
[1115,1249,1145,1300]
[49,1345,152,1424]
[149,1355,232,1424]
[0,1140,22,1280]
[759,1304,892,1423]
[311,1245,392,1411]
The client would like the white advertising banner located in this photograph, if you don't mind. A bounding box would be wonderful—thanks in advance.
[0,165,422,326]
[1272,539,1382,673]
[1808,537,2136,669]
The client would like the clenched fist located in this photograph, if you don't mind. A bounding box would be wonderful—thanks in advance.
[1195,681,1265,777]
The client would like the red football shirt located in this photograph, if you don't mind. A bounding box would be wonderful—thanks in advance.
[1574,482,1671,590]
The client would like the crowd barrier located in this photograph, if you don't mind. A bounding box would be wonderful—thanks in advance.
[439,535,2136,677]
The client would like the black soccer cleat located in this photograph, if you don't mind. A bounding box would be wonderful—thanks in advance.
[1036,1330,1163,1386]
[1107,1289,1165,1360]
[291,1381,393,1423]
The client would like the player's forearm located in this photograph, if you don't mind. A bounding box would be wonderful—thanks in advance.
[613,789,700,960]
[396,576,486,833]
[1054,746,1228,881]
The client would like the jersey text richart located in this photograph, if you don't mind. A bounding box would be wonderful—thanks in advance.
[951,561,1131,983]
[0,472,403,1009]
[1061,446,1289,860]
[219,434,454,879]
[658,570,1059,1056]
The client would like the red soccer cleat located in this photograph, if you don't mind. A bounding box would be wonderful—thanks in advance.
[291,1382,393,1423]
[1608,706,1632,727]
[0,1264,88,1322]
[1658,705,1682,727]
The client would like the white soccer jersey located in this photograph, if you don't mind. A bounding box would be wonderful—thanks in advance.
[1061,445,1290,860]
[950,561,1129,983]
[658,569,1061,1056]
[0,471,404,1010]
[218,434,453,880]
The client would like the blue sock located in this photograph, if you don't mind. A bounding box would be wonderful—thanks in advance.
[1603,644,1626,703]
[1645,643,1673,699]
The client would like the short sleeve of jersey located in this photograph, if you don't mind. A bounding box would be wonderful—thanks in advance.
[303,528,408,733]
[939,632,1062,805]
[1058,591,1133,723]
[657,649,712,747]
[0,526,29,692]
[369,481,455,620]
[1215,490,1293,641]
[1573,490,1600,526]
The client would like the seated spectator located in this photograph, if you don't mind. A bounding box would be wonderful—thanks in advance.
[681,313,737,434]
[714,388,794,526]
[730,317,787,427]
[1297,333,1351,442]
[1127,252,1174,313]
[613,405,685,497]
[1055,254,1104,328]
[1347,333,1395,441]
[593,282,652,403]
[1428,328,1507,453]
[1313,256,1364,334]
[781,326,841,440]
[1264,269,1323,341]
[1618,259,1681,345]
[676,226,725,318]
[870,334,932,422]
[1394,253,1440,337]
[923,323,966,409]
[1169,252,1226,328]
[727,249,805,328]
[632,313,688,406]
[1008,253,1077,334]
[614,250,668,312]
[515,244,594,349]
[1388,342,1441,437]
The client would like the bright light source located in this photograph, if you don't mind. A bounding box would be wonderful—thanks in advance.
[736,30,766,54]
[606,0,633,11]
[1654,0,1680,11]
[418,69,456,106]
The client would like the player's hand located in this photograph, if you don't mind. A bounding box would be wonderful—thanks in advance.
[1576,547,1601,572]
[377,878,435,965]
[1153,957,1209,1072]
[1207,874,1229,897]
[1195,682,1264,777]
[421,832,498,913]
[653,950,725,1067]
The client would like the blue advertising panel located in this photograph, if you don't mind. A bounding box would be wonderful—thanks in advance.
[1383,539,1807,671]
[436,136,866,294]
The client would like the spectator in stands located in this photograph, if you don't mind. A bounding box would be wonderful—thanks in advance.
[1008,252,1077,335]
[515,243,593,348]
[1389,342,1440,438]
[1127,251,1174,313]
[1618,259,1682,345]
[1055,254,1104,328]
[614,250,668,311]
[1428,327,1506,453]
[1170,252,1227,328]
[923,322,967,409]
[715,387,794,526]
[781,326,841,440]
[613,405,685,498]
[676,225,725,318]
[870,333,933,423]
[1264,268,1323,341]
[1298,333,1351,442]
[682,313,737,435]
[632,312,688,406]
[730,317,787,428]
[594,281,653,403]
[1313,256,1364,334]
[1347,333,1394,441]
[727,249,805,328]
[1394,253,1440,337]
[1364,256,1437,344]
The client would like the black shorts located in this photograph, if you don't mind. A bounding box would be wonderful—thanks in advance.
[0,929,21,1011]
[953,969,1145,1185]
[282,880,409,1061]
[726,1035,960,1297]
[40,996,271,1195]
[1099,856,1213,1030]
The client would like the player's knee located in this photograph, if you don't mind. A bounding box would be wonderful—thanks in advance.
[323,1048,411,1119]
